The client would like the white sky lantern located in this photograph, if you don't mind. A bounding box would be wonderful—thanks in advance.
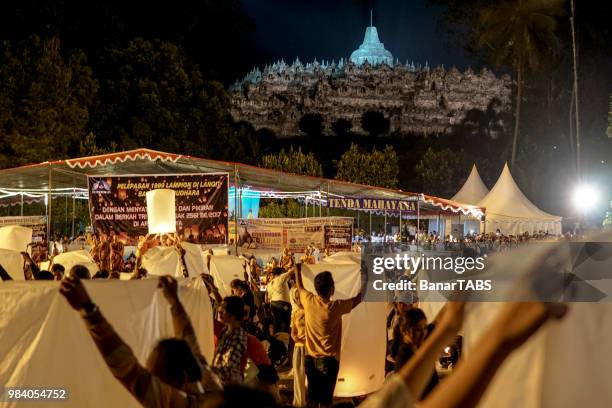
[146,189,177,234]
[0,225,33,252]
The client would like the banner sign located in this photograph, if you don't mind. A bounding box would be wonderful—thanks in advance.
[0,215,47,259]
[238,217,353,253]
[88,173,228,245]
[324,225,354,253]
[327,197,420,212]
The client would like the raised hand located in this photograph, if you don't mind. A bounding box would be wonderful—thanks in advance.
[60,276,94,310]
[492,302,567,351]
[158,275,180,306]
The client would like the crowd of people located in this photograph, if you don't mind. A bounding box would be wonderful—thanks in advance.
[1,231,571,408]
[353,227,563,252]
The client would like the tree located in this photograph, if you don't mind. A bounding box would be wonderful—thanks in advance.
[0,36,98,167]
[449,99,512,176]
[335,143,399,188]
[0,1,256,85]
[477,0,565,166]
[416,147,470,198]
[91,38,233,157]
[415,148,470,198]
[298,113,324,137]
[79,132,117,156]
[258,199,302,218]
[361,111,390,137]
[332,118,353,137]
[260,146,323,177]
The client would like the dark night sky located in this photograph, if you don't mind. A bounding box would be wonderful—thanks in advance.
[242,0,472,71]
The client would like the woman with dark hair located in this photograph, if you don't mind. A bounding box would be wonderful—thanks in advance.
[230,278,257,329]
[388,307,439,399]
[212,296,248,385]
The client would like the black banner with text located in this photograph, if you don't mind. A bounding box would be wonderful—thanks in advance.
[88,173,228,245]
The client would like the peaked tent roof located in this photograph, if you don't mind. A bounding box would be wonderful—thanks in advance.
[451,164,489,205]
[0,148,484,217]
[478,163,561,221]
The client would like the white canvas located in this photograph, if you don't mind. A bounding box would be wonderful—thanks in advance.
[209,255,246,297]
[0,278,214,408]
[0,225,33,253]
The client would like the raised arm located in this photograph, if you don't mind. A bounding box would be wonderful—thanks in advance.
[177,246,189,278]
[294,263,304,290]
[201,274,223,304]
[21,252,40,280]
[350,292,363,309]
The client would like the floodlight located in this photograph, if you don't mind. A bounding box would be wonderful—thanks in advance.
[572,184,599,212]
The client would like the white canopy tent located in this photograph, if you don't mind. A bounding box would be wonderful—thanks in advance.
[451,164,489,205]
[448,164,490,236]
[478,163,562,235]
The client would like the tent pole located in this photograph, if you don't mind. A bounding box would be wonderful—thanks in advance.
[326,182,330,217]
[238,186,243,219]
[20,194,24,216]
[234,167,239,256]
[399,210,402,242]
[384,209,387,242]
[458,213,461,239]
[318,187,322,218]
[65,194,68,236]
[71,188,76,238]
[416,200,420,252]
[369,211,372,238]
[47,166,53,253]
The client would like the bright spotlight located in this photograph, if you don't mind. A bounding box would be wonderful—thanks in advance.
[572,184,599,212]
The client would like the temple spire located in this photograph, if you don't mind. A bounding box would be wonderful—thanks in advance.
[349,13,393,66]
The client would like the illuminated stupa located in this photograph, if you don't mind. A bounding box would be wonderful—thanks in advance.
[349,14,393,66]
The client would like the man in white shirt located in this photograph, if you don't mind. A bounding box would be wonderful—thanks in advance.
[266,267,294,333]
[310,243,321,262]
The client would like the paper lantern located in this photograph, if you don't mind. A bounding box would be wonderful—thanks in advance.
[146,189,176,234]
[52,250,99,275]
[0,225,33,252]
